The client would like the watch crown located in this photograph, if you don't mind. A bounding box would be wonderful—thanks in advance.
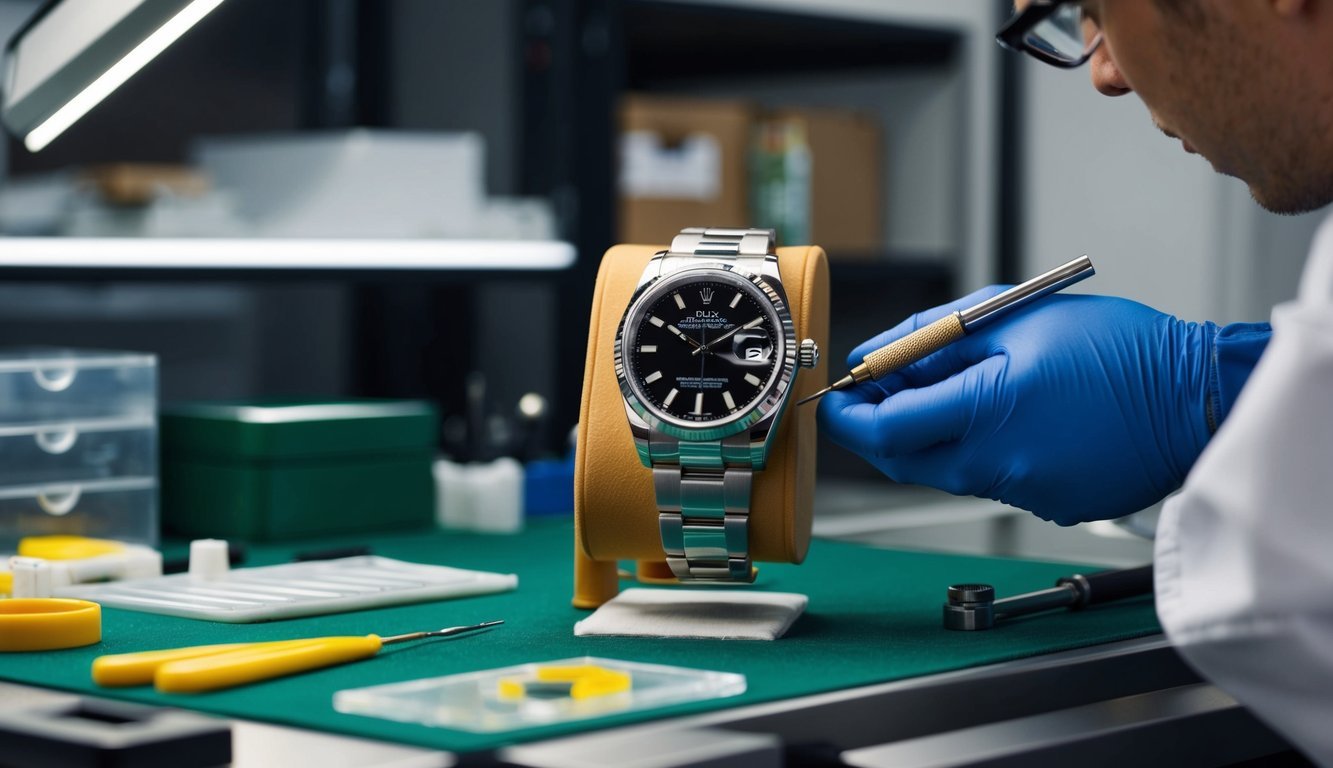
[798,338,820,370]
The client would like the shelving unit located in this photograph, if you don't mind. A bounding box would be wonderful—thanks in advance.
[618,0,1003,292]
[0,0,1014,459]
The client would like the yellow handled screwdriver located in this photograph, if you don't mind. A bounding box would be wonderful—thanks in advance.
[92,620,502,693]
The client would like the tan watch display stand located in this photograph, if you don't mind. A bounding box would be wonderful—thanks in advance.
[572,243,830,608]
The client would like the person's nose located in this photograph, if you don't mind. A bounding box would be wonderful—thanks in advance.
[1089,44,1132,96]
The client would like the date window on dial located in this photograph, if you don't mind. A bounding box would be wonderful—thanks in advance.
[733,330,773,364]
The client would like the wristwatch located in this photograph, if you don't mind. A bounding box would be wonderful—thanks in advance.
[614,227,819,583]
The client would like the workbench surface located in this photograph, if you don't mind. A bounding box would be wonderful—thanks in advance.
[0,520,1159,754]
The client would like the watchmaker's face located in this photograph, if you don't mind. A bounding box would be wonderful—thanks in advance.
[629,278,780,424]
[1085,0,1333,213]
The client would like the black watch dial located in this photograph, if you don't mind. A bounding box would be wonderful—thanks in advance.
[629,278,780,424]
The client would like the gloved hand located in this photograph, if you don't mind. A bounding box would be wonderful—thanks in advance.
[819,288,1225,525]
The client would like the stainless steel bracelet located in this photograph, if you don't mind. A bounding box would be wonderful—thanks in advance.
[650,226,777,282]
[650,227,776,583]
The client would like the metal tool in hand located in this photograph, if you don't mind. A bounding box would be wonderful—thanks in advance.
[93,620,503,693]
[943,564,1152,631]
[798,255,1096,406]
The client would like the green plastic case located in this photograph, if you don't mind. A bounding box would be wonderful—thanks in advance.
[160,399,438,541]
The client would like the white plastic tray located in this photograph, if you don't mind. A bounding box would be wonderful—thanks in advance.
[57,556,517,623]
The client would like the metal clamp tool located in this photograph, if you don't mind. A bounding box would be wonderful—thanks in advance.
[943,564,1153,631]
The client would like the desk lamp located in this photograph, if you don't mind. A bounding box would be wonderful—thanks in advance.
[2,0,227,152]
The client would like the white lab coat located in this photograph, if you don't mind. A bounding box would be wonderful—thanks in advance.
[1156,213,1333,765]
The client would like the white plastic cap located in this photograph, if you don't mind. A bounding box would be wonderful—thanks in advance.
[189,539,230,581]
[10,556,54,598]
[469,457,524,534]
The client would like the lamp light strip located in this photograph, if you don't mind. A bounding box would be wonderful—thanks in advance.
[24,0,228,152]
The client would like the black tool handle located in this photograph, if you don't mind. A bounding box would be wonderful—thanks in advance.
[1059,564,1154,607]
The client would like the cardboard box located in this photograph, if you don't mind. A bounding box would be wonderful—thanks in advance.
[618,95,752,245]
[755,107,883,257]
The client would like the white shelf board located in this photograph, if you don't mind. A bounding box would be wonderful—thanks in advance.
[646,0,986,32]
[0,237,577,271]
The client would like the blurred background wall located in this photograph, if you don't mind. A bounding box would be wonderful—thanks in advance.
[0,0,1323,476]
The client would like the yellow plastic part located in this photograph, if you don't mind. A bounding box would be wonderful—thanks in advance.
[497,665,633,701]
[569,670,631,700]
[0,571,11,596]
[18,535,125,560]
[152,635,383,694]
[0,598,102,652]
[496,676,527,700]
[93,641,295,687]
[533,664,612,682]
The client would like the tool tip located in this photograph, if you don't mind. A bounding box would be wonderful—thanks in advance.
[796,386,832,406]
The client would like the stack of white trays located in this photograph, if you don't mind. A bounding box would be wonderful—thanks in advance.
[0,350,157,551]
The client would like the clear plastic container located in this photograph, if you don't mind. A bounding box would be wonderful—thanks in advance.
[0,420,155,487]
[333,657,747,733]
[0,479,157,549]
[0,349,157,550]
[0,349,155,425]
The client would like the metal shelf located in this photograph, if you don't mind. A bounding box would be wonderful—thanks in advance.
[624,0,961,87]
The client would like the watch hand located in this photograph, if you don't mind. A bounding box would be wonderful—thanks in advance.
[666,323,704,350]
[698,322,707,395]
[691,317,763,356]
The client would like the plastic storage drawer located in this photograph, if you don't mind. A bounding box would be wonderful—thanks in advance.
[0,420,155,487]
[0,350,155,425]
[0,478,157,550]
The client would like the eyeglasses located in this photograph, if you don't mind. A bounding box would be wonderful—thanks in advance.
[996,1,1103,69]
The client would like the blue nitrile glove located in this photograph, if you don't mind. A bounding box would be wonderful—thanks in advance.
[819,287,1271,525]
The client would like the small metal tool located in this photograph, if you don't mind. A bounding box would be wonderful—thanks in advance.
[943,564,1152,631]
[798,255,1096,405]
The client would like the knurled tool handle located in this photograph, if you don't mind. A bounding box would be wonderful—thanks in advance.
[851,313,967,383]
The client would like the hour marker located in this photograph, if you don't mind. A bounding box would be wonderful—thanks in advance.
[744,373,762,387]
[673,292,686,310]
[743,317,764,329]
[663,388,679,408]
[639,345,658,353]
[644,370,663,384]
[729,293,742,309]
[722,391,736,411]
[668,324,684,337]
[693,392,704,415]
[649,315,665,327]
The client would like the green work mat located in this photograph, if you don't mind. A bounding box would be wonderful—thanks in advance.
[0,519,1160,754]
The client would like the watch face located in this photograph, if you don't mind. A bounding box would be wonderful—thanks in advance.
[626,274,782,426]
